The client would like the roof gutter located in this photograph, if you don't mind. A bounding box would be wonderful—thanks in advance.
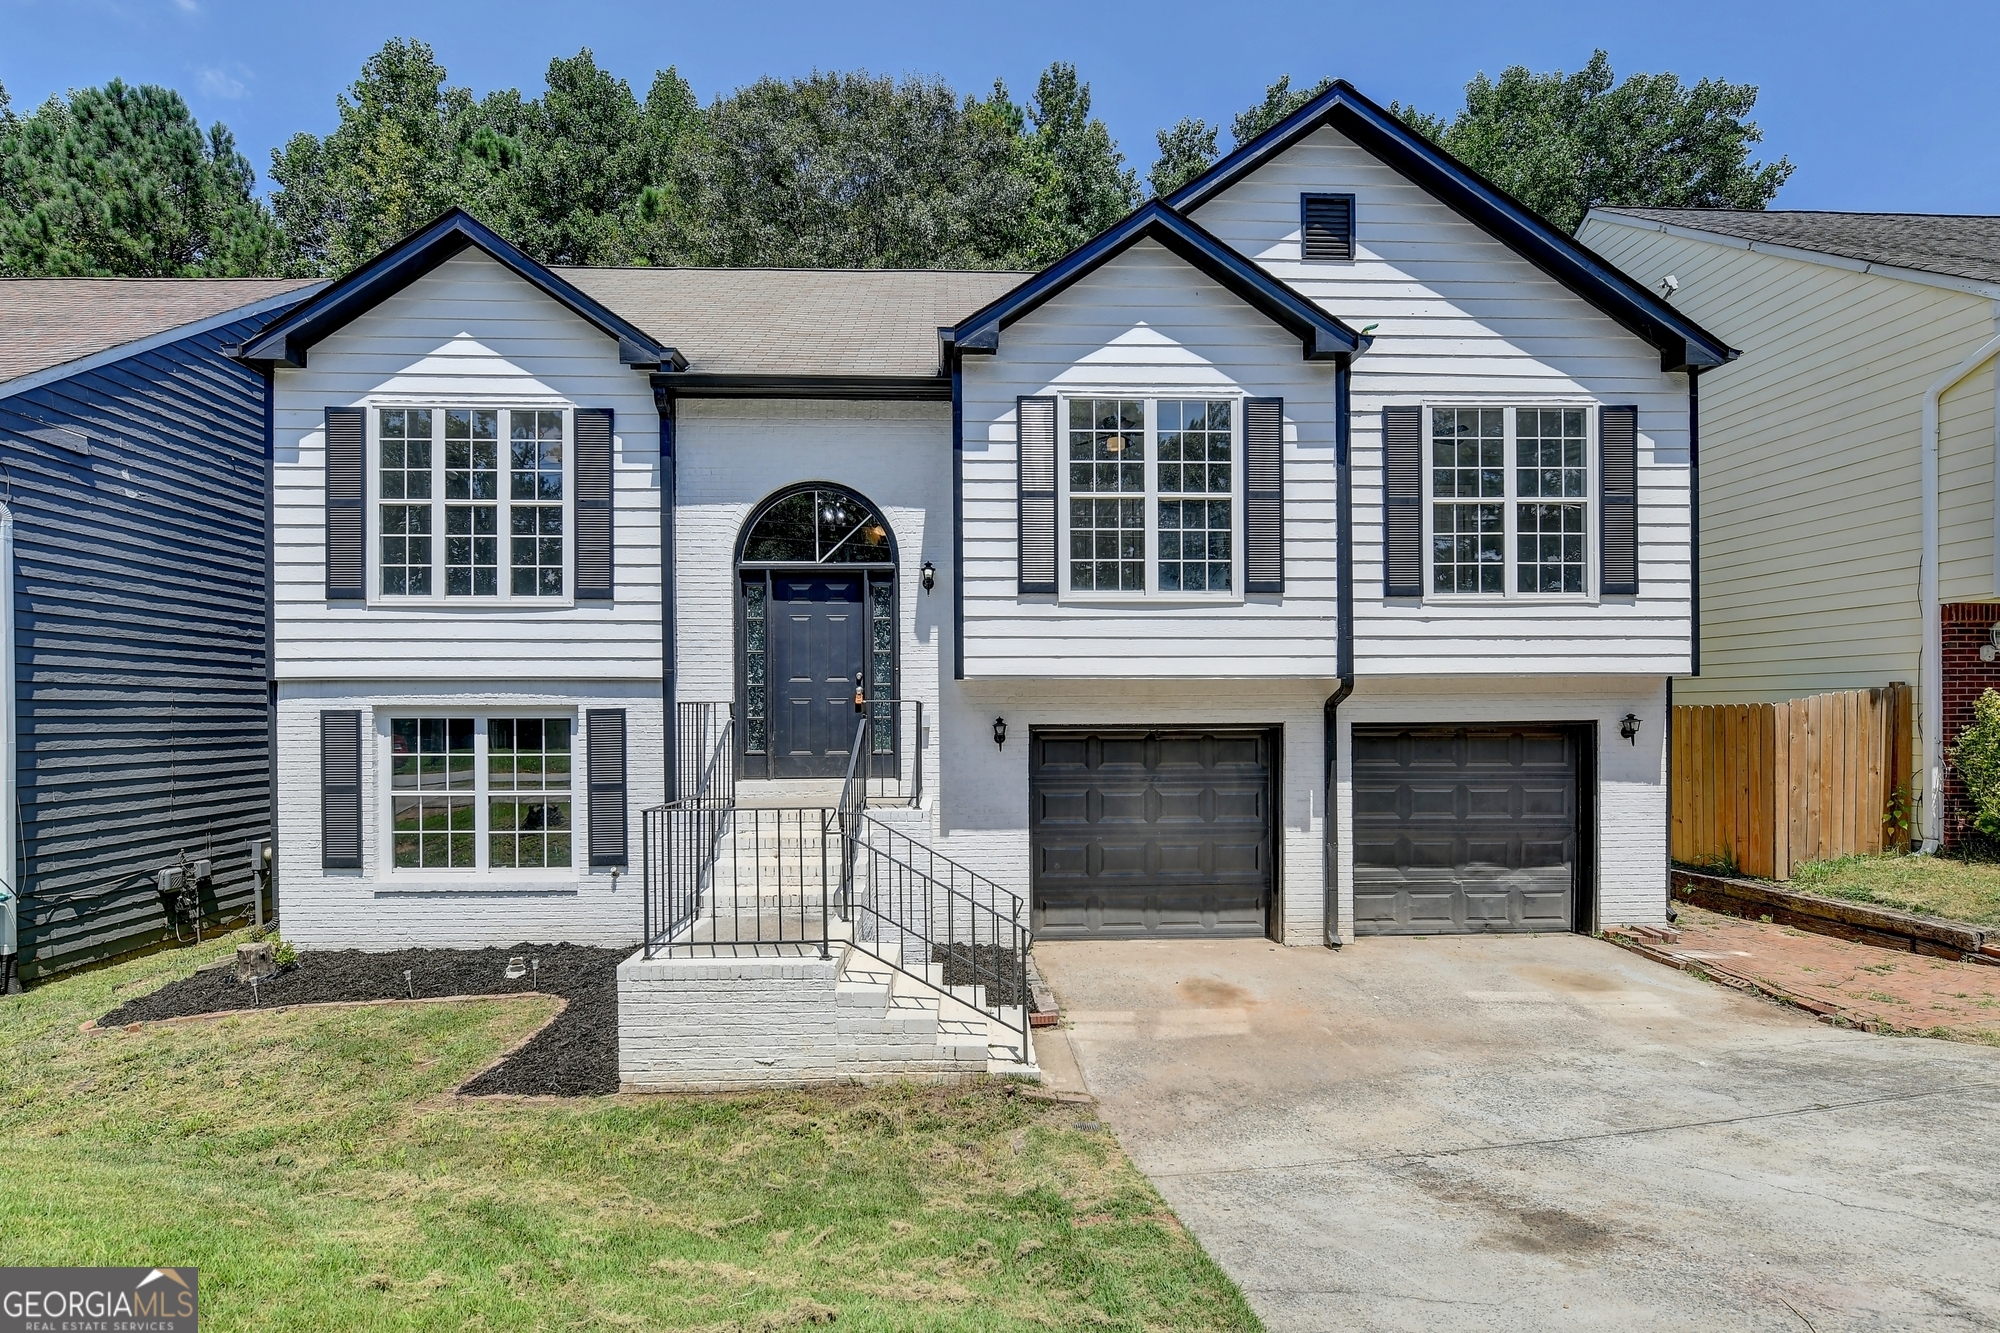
[1920,331,2000,850]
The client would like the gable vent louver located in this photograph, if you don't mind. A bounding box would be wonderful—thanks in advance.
[1301,194,1355,261]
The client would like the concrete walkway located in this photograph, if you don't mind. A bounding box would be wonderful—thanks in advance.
[1035,934,2000,1332]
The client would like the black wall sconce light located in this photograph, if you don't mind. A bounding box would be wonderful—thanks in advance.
[921,560,936,592]
[993,717,1007,750]
[1620,713,1641,745]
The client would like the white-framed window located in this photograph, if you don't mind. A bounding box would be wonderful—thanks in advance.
[385,713,574,872]
[370,406,572,603]
[1062,395,1241,598]
[1426,405,1592,598]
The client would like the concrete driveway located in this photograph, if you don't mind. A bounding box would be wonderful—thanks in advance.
[1034,934,2000,1332]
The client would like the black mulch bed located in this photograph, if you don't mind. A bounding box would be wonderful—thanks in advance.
[97,944,625,1097]
[932,943,1024,1008]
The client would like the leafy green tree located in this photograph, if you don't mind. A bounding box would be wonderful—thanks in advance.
[1154,57,1789,230]
[268,39,482,274]
[676,69,1039,268]
[1012,63,1139,256]
[1950,689,2000,839]
[1398,51,1791,232]
[0,78,276,276]
[1148,116,1217,198]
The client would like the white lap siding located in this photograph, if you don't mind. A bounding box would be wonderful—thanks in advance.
[673,400,952,766]
[1330,676,1669,938]
[270,249,662,681]
[1189,125,1693,677]
[958,239,1342,678]
[274,681,662,951]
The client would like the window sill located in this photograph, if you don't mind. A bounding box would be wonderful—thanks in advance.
[360,597,581,612]
[373,881,581,898]
[1055,594,1245,609]
[1415,593,1600,608]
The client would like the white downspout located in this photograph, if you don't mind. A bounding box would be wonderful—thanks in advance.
[1922,333,2000,851]
[0,503,15,988]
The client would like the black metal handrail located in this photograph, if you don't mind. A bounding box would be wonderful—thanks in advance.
[676,701,736,809]
[842,812,1031,1064]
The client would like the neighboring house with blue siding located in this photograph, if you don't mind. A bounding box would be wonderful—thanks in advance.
[0,276,319,987]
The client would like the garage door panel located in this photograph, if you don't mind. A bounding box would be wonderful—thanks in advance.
[1353,726,1578,937]
[1032,729,1273,939]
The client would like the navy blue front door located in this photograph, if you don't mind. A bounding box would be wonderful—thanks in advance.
[769,575,865,777]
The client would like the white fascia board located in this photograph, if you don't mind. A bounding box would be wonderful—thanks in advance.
[1582,210,2000,302]
[0,284,325,403]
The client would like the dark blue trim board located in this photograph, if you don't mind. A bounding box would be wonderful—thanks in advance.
[1166,82,1736,373]
[951,358,965,682]
[1689,369,1701,678]
[952,201,1369,363]
[657,386,679,800]
[237,209,683,373]
[1335,358,1353,681]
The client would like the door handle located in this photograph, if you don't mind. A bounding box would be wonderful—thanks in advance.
[854,671,866,712]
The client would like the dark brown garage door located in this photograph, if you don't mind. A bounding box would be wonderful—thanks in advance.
[1031,729,1273,938]
[1352,726,1580,935]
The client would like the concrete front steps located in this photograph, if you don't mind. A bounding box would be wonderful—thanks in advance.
[618,923,1037,1091]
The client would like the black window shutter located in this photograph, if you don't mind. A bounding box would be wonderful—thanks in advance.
[1383,406,1423,597]
[1244,397,1285,593]
[574,408,614,599]
[1301,193,1355,261]
[325,407,365,599]
[1016,396,1057,594]
[587,709,628,866]
[320,710,362,869]
[1600,405,1639,595]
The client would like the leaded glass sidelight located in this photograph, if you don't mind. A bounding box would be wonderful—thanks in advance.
[743,577,768,754]
[871,578,894,754]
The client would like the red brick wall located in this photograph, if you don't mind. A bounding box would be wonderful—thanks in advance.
[1942,602,2000,847]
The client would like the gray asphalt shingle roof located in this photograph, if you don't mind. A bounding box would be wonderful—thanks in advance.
[554,266,1029,377]
[1598,209,2000,287]
[0,276,321,386]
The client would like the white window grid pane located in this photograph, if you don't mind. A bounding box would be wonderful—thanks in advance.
[1515,407,1587,499]
[507,408,565,598]
[1518,503,1587,593]
[390,716,475,868]
[1431,407,1503,500]
[1158,399,1233,593]
[1433,502,1503,594]
[379,409,433,596]
[488,717,573,869]
[1067,397,1145,592]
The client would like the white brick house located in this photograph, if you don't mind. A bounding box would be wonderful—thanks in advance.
[235,83,1730,1083]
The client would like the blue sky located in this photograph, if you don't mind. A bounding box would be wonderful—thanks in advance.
[4,0,1996,215]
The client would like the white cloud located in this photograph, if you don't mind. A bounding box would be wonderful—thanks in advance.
[196,65,248,99]
[172,0,199,12]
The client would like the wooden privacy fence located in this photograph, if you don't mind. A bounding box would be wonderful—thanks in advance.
[1670,684,1913,880]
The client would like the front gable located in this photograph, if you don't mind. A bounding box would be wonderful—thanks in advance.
[1168,82,1733,373]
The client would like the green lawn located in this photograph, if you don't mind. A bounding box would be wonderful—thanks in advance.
[0,933,1258,1332]
[1788,853,2000,926]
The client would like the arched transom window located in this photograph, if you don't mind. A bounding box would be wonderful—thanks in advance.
[739,487,895,566]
